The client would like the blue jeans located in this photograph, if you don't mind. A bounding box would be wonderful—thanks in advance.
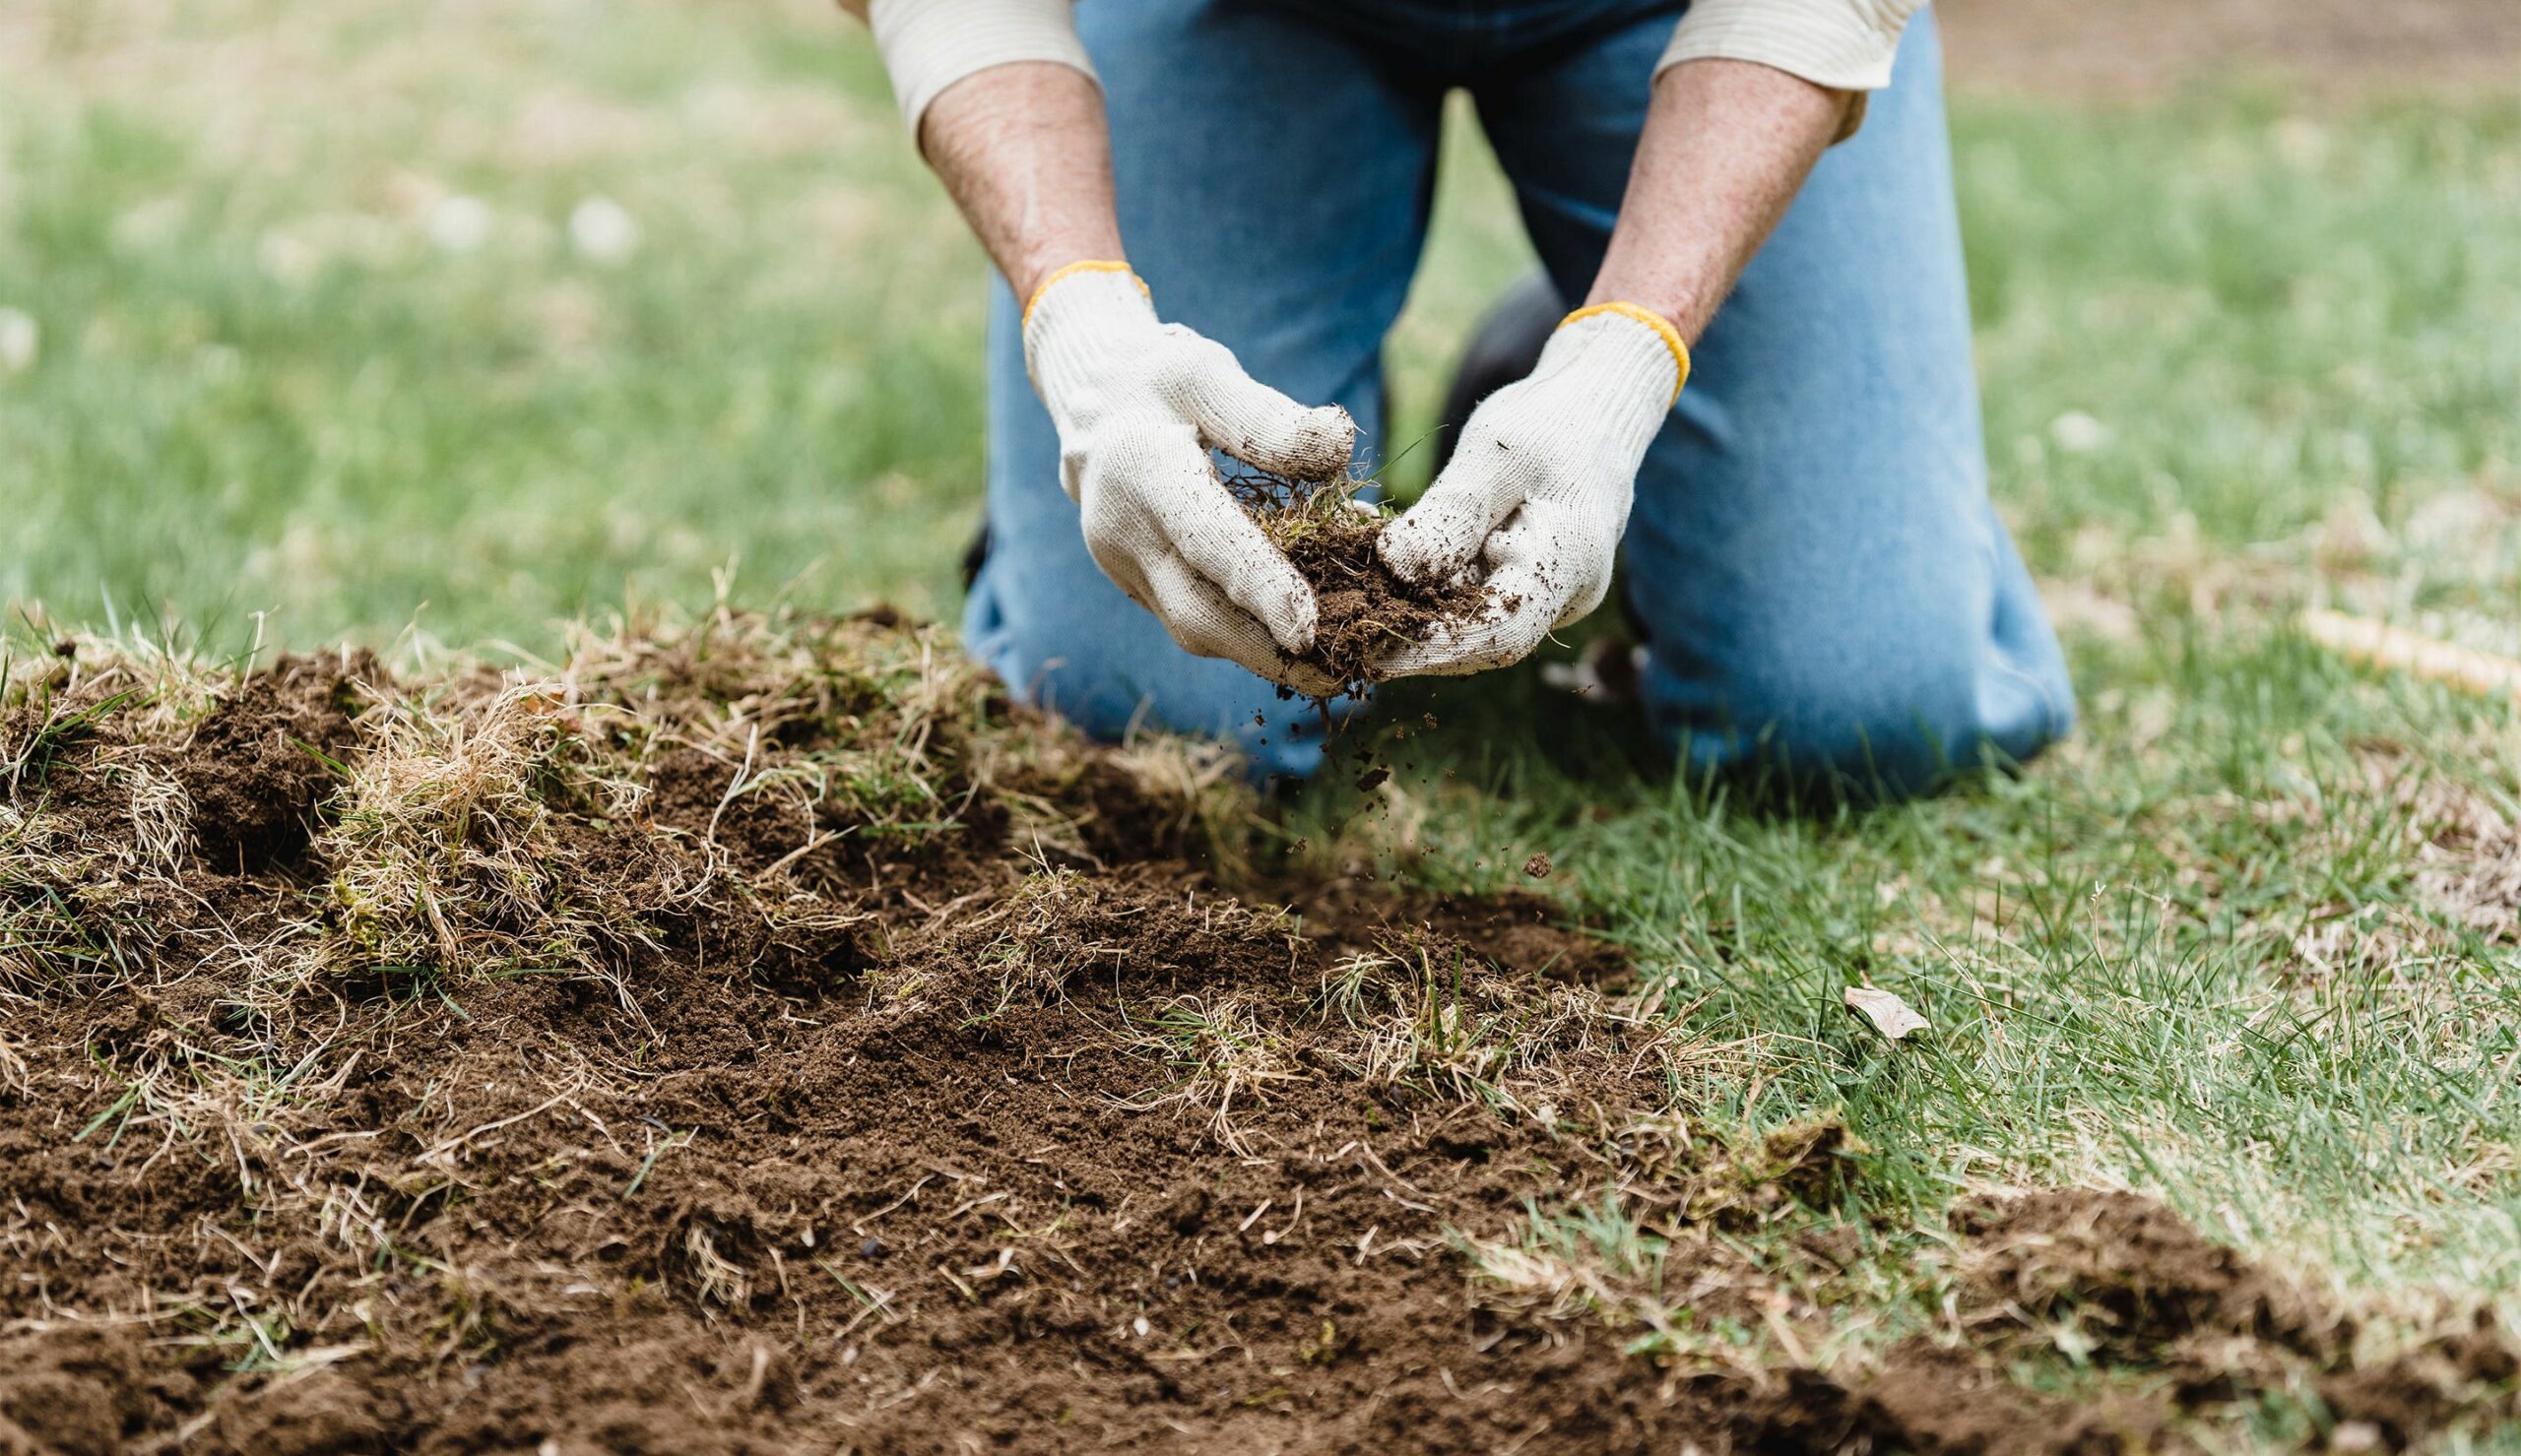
[962,0,2076,797]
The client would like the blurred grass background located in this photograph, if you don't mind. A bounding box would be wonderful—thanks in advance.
[4,2,2515,650]
[7,0,2521,1319]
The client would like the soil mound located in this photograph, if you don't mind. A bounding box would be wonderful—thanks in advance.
[1949,1189,2521,1449]
[2,612,2511,1453]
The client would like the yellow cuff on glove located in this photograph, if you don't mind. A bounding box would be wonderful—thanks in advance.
[1560,302,1691,404]
[1022,259,1148,331]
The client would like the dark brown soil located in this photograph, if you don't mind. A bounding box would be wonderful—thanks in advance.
[1288,879,1633,988]
[1951,1189,2521,1449]
[1284,518,1485,691]
[1228,477,1487,692]
[172,655,369,873]
[2,616,2512,1454]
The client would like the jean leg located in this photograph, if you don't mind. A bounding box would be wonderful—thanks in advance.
[962,6,1441,781]
[1474,10,2074,797]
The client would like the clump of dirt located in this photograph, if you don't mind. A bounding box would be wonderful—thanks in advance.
[1229,474,1487,692]
[1956,1187,2322,1358]
[1841,1342,2171,1455]
[1949,1190,2521,1446]
[0,1326,209,1455]
[2,612,2514,1455]
[170,654,368,873]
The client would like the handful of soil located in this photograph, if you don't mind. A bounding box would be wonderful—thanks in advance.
[1226,472,1485,692]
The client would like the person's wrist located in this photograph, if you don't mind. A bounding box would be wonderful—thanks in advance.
[1582,262,1712,337]
[1580,286,1686,332]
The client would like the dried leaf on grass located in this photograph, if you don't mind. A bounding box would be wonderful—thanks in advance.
[1844,984,1930,1043]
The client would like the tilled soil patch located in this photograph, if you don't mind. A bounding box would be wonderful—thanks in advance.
[1286,879,1633,988]
[2,612,2512,1453]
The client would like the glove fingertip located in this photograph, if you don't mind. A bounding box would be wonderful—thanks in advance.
[1233,554,1318,658]
[1269,594,1317,658]
[1375,516,1459,586]
[1278,662,1341,699]
[1257,405,1358,482]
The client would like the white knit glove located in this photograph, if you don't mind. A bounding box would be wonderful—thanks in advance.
[1375,304,1688,677]
[1023,263,1357,695]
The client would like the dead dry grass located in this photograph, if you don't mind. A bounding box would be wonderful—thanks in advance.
[0,606,1839,1450]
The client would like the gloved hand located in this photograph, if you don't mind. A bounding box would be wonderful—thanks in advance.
[1023,262,1357,695]
[1375,303,1688,676]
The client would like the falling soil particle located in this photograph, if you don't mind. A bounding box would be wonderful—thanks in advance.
[1522,852,1553,880]
[4,616,2515,1454]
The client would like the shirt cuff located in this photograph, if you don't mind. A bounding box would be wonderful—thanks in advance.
[867,0,1098,145]
[1656,0,1926,95]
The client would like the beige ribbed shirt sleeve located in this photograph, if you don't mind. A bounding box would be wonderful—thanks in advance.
[848,0,1096,141]
[840,0,1922,144]
[1658,0,1927,93]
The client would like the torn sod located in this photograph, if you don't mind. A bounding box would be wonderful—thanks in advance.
[3,611,2514,1451]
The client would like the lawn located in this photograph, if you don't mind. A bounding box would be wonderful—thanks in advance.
[6,0,2521,1444]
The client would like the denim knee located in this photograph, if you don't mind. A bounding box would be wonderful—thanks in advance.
[1648,620,2068,799]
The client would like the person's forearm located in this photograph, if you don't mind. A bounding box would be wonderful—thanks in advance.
[921,62,1125,305]
[1587,60,1849,343]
